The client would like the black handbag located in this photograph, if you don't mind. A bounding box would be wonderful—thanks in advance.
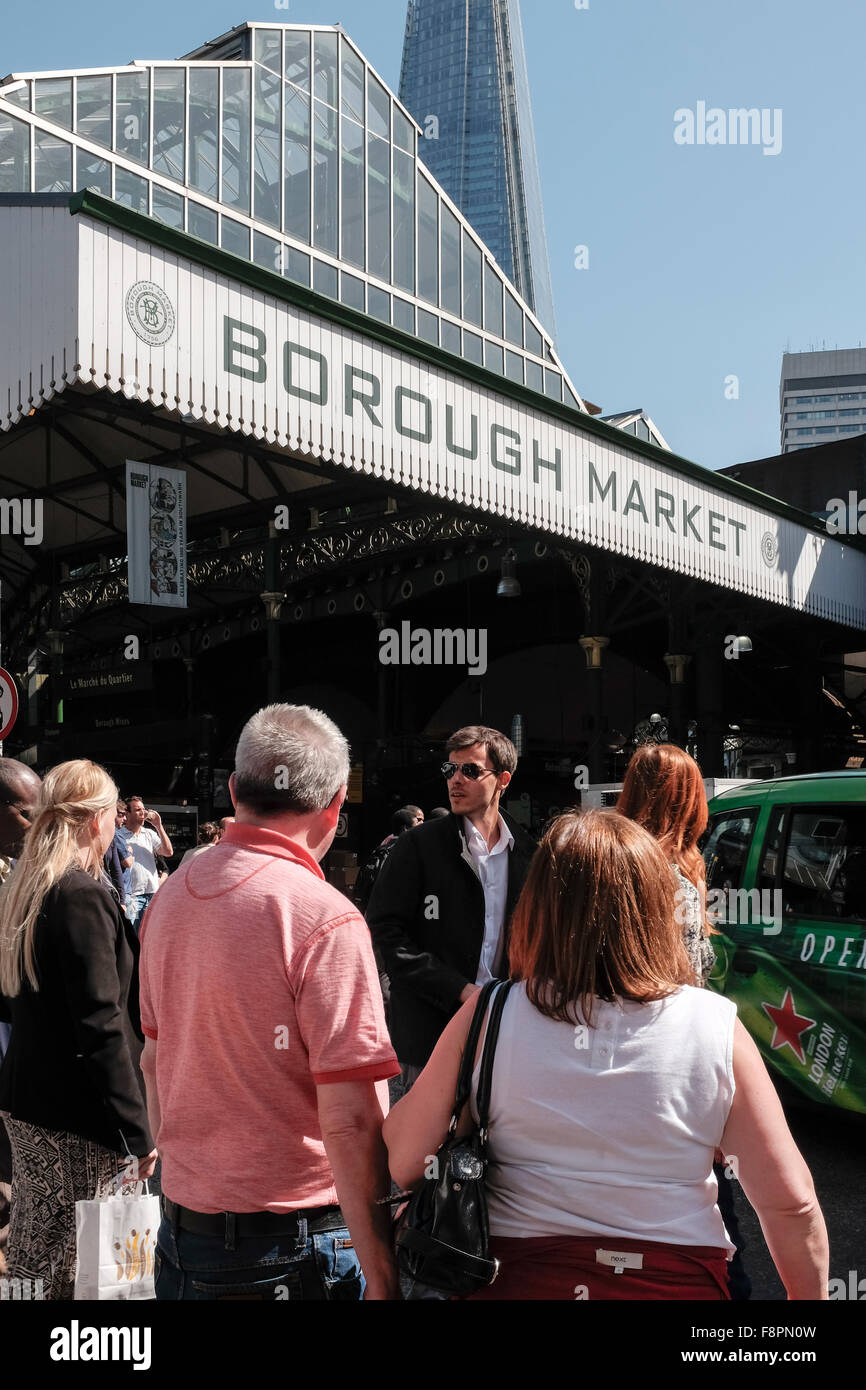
[394,978,513,1296]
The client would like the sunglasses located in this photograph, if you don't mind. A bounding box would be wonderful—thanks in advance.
[441,762,498,782]
[0,801,33,821]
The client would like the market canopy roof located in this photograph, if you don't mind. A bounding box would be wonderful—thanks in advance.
[2,191,866,634]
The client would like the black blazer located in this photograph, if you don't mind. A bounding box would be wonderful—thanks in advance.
[0,866,153,1157]
[366,811,537,1066]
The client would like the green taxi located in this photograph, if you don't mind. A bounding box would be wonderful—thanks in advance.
[703,772,866,1114]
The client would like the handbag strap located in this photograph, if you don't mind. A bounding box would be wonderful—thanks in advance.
[475,981,513,1142]
[448,979,500,1134]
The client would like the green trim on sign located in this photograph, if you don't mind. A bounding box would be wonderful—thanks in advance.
[66,190,840,540]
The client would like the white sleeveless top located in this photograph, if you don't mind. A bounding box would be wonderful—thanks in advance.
[471,983,737,1252]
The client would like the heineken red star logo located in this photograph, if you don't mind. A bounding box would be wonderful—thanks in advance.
[762,988,816,1064]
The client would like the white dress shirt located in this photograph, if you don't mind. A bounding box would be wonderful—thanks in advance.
[463,814,514,985]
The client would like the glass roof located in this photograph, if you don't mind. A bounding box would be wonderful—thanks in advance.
[0,21,583,410]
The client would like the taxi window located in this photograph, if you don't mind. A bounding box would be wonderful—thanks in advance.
[703,810,758,892]
[782,806,866,922]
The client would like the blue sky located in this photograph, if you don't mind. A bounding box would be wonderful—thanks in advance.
[5,0,864,470]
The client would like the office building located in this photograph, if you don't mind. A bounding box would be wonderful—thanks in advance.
[781,349,866,453]
[399,0,558,338]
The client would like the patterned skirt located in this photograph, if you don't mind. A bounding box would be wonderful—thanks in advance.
[1,1113,127,1300]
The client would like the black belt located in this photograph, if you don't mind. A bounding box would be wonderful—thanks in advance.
[162,1196,345,1238]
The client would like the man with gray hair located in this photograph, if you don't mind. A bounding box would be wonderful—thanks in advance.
[139,705,400,1301]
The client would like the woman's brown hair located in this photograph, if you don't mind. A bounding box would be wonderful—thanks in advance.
[616,743,709,893]
[508,808,694,1026]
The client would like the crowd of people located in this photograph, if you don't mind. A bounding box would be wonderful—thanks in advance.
[0,708,829,1301]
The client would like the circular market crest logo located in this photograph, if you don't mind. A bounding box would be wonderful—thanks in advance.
[761,532,780,568]
[125,281,175,347]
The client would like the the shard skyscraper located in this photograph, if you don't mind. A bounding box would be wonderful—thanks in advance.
[399,0,558,340]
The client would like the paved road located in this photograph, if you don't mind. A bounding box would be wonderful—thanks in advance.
[728,1084,864,1301]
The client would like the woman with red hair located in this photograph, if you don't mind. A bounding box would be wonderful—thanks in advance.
[384,810,827,1301]
[617,743,715,983]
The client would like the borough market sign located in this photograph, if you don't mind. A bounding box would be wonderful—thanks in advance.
[2,195,866,630]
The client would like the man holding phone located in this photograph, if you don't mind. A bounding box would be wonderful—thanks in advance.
[125,796,173,933]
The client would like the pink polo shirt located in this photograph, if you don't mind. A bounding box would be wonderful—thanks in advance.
[139,821,399,1214]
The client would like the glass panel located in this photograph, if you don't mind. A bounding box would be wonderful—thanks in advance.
[313,101,338,253]
[221,215,250,258]
[152,68,185,183]
[0,112,30,192]
[368,73,390,140]
[440,205,461,317]
[188,202,218,244]
[254,28,281,76]
[34,129,71,191]
[75,148,111,195]
[703,811,757,893]
[368,285,391,324]
[441,321,461,355]
[34,77,72,130]
[393,107,414,153]
[152,184,184,229]
[418,174,438,306]
[285,32,311,91]
[253,230,279,271]
[393,297,415,334]
[188,68,219,197]
[313,259,338,299]
[417,309,439,345]
[637,418,651,441]
[525,360,543,393]
[392,147,415,293]
[284,85,310,242]
[484,264,503,338]
[781,808,866,921]
[524,319,543,358]
[254,61,281,228]
[115,166,148,213]
[463,330,483,366]
[367,133,390,281]
[505,291,524,347]
[340,116,364,268]
[4,84,30,110]
[314,32,338,107]
[462,237,482,327]
[285,246,311,286]
[341,39,364,123]
[341,271,365,312]
[76,75,111,148]
[565,383,581,409]
[505,350,524,384]
[544,370,562,402]
[222,67,251,212]
[115,70,149,165]
[485,342,504,375]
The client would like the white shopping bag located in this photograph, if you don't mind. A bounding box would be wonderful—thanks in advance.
[74,1175,160,1300]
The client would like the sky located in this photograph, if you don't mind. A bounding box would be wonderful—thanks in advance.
[5,0,865,471]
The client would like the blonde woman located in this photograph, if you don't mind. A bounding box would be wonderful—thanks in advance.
[0,761,155,1299]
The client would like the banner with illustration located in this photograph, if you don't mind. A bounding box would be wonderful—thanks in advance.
[125,461,187,608]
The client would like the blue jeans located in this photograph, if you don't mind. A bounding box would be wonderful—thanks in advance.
[155,1213,364,1301]
[126,893,153,934]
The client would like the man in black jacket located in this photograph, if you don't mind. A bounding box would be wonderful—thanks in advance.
[366,726,536,1085]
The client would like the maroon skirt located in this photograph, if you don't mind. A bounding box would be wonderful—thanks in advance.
[465,1235,731,1301]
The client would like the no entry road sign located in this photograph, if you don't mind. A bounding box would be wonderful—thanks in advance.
[0,667,19,743]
